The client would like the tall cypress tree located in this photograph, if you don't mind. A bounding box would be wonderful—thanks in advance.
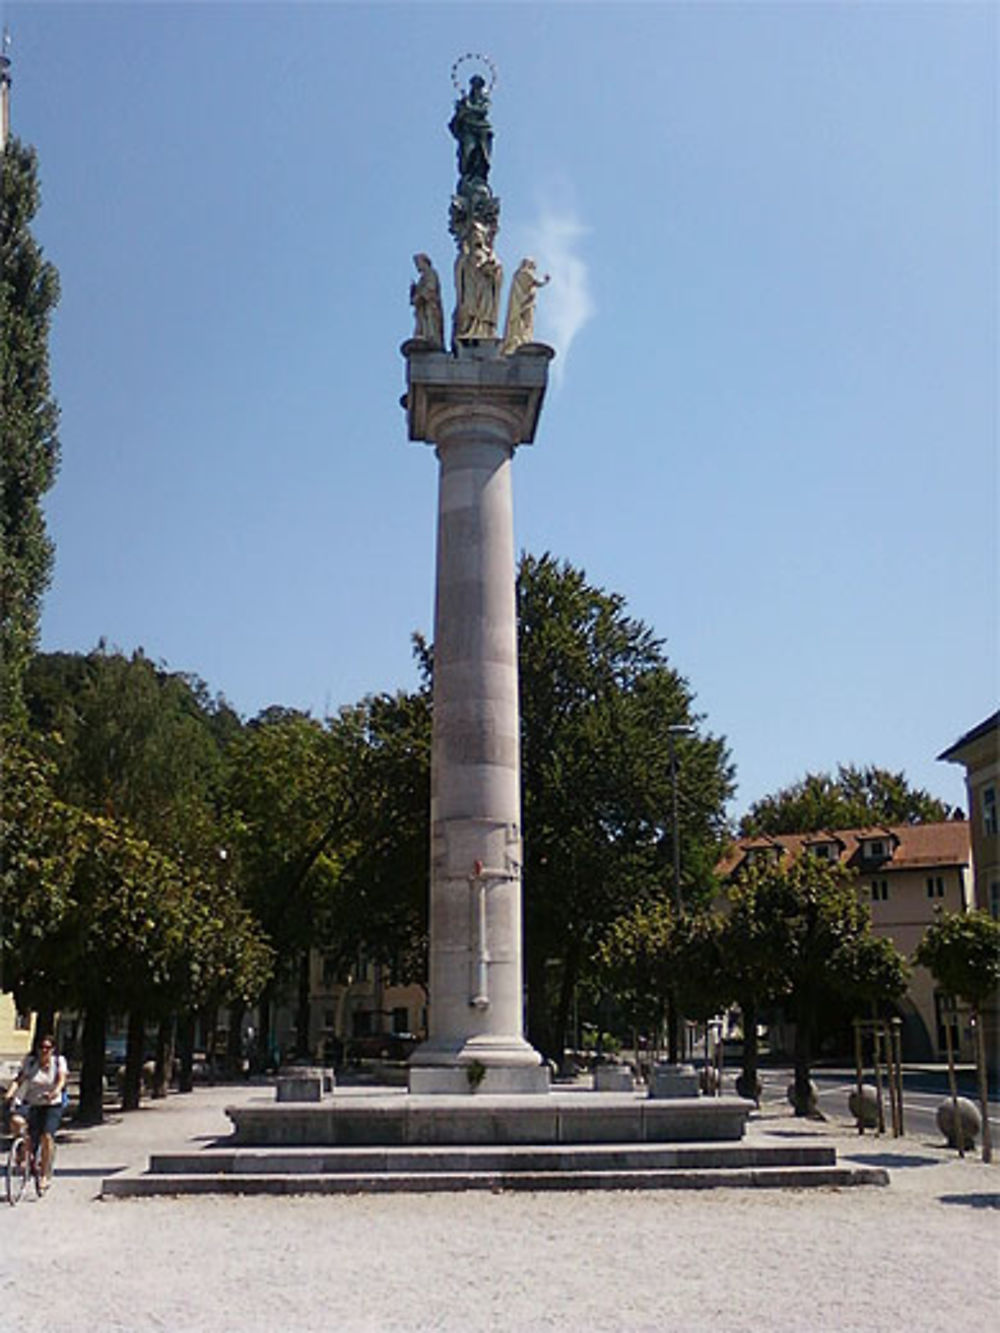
[1,134,60,728]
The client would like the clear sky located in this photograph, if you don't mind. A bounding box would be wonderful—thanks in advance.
[5,0,997,820]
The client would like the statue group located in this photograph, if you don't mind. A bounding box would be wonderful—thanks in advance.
[409,71,549,355]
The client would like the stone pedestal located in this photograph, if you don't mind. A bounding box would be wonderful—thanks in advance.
[594,1064,636,1092]
[403,340,553,1093]
[648,1063,700,1099]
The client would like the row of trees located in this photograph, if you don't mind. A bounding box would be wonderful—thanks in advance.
[4,130,992,1135]
[0,547,736,1110]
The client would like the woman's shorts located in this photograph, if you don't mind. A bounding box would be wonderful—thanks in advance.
[27,1102,64,1140]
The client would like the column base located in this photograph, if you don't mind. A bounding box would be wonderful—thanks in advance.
[408,1034,550,1095]
[408,1064,551,1095]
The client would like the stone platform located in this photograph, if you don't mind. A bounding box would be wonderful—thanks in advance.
[224,1089,753,1147]
[101,1130,888,1197]
[99,1087,889,1196]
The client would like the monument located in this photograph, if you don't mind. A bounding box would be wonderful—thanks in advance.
[403,56,552,1094]
[105,64,890,1191]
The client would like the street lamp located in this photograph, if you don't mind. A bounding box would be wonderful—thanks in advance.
[668,724,695,913]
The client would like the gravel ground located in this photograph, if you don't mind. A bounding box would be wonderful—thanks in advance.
[1,1084,997,1333]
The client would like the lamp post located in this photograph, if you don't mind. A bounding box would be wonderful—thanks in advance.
[665,724,694,1064]
[668,724,695,913]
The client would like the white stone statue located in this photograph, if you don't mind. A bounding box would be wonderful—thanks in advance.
[453,221,503,343]
[501,258,550,355]
[410,253,444,348]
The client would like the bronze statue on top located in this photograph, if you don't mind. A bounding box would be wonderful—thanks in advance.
[449,73,493,194]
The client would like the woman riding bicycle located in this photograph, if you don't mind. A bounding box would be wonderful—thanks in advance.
[2,1035,67,1191]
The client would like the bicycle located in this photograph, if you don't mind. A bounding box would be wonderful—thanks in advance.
[3,1106,43,1206]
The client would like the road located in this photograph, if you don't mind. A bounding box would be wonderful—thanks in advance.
[756,1065,1000,1141]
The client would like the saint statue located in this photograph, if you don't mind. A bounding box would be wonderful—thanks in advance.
[453,220,503,343]
[449,75,493,191]
[410,253,444,348]
[501,258,550,354]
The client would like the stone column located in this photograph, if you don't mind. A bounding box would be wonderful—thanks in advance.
[403,338,553,1094]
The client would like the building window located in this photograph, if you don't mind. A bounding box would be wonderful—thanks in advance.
[811,843,832,860]
[983,784,998,837]
[323,1010,336,1031]
[391,1007,409,1034]
[870,880,888,902]
[989,881,1000,921]
[14,1009,30,1031]
[926,876,945,899]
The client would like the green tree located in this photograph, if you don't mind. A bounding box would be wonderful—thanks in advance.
[18,648,264,1108]
[916,911,1000,1162]
[740,765,956,836]
[726,854,908,1114]
[26,647,232,863]
[329,687,431,990]
[0,730,82,1027]
[225,710,351,1059]
[598,899,729,1057]
[1,136,61,728]
[518,553,734,1061]
[719,869,800,1101]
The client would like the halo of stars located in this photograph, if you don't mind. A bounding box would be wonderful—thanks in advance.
[450,53,498,95]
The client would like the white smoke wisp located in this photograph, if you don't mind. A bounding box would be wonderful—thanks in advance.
[520,207,595,386]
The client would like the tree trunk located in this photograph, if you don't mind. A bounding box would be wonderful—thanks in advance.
[76,1002,107,1125]
[203,1005,219,1078]
[552,942,581,1068]
[33,1003,56,1046]
[226,1000,246,1077]
[525,945,554,1061]
[973,1006,993,1164]
[666,990,679,1063]
[737,997,761,1103]
[792,1007,814,1117]
[256,985,275,1071]
[152,1014,175,1099]
[122,1008,145,1111]
[176,1010,195,1093]
[295,950,311,1059]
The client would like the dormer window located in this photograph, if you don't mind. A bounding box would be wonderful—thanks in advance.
[746,845,783,868]
[809,842,834,861]
[861,837,893,862]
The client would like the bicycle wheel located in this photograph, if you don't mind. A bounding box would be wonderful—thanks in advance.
[6,1135,30,1206]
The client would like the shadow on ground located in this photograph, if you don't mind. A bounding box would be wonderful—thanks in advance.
[842,1152,941,1169]
[938,1193,1000,1209]
[55,1166,126,1178]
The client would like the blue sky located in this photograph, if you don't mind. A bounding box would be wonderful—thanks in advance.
[5,0,996,819]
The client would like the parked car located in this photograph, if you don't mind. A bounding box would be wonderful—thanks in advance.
[345,1032,422,1063]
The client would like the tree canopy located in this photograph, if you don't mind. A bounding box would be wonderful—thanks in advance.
[724,852,908,1113]
[518,553,735,1058]
[915,911,1000,1010]
[739,764,957,836]
[1,137,61,727]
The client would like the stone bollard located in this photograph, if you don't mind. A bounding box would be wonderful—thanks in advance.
[648,1063,700,1099]
[786,1079,821,1116]
[936,1096,980,1150]
[594,1063,635,1092]
[735,1072,762,1103]
[275,1065,335,1103]
[848,1084,880,1128]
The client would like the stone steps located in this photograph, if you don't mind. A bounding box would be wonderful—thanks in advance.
[101,1140,888,1197]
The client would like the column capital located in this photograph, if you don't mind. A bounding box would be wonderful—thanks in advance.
[402,340,553,448]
